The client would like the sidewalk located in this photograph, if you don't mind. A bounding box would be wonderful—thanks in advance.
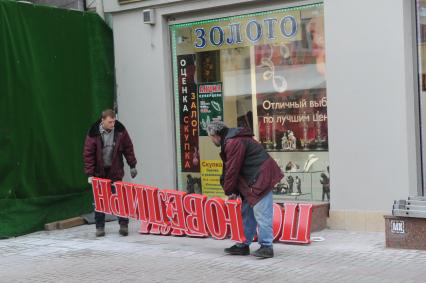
[1,220,426,283]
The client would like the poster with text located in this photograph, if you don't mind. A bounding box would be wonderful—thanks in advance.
[198,82,224,136]
[200,160,224,197]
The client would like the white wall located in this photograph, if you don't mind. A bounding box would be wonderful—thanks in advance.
[324,0,421,213]
[112,10,177,188]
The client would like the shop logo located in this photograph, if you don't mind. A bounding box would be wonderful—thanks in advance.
[193,15,298,49]
[91,178,313,244]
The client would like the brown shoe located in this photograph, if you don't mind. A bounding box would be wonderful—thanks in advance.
[119,224,128,236]
[96,227,105,237]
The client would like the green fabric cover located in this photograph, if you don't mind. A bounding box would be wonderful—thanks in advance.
[0,0,115,237]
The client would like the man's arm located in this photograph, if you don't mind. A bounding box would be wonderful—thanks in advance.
[222,139,246,196]
[83,135,96,176]
[122,130,137,168]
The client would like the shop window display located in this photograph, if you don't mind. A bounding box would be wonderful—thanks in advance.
[170,3,329,202]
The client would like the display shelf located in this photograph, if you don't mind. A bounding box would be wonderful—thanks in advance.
[273,171,330,202]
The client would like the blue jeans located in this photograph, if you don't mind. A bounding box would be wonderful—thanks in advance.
[239,190,273,247]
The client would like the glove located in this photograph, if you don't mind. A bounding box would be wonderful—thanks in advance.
[227,194,238,201]
[88,176,93,184]
[130,167,137,178]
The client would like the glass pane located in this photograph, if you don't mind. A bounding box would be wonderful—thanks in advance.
[170,3,330,202]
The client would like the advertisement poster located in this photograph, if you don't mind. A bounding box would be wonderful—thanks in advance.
[198,82,224,136]
[178,54,200,172]
[200,160,224,197]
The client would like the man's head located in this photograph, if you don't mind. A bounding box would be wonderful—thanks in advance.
[101,109,116,131]
[206,120,228,147]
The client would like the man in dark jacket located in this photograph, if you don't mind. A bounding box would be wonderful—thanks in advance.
[83,109,138,237]
[207,121,283,258]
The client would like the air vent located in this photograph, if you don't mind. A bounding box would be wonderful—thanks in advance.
[143,9,155,25]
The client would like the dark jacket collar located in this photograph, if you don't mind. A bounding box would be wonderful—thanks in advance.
[220,127,254,154]
[224,127,253,143]
[88,119,125,137]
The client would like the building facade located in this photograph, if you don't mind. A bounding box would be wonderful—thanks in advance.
[102,0,425,232]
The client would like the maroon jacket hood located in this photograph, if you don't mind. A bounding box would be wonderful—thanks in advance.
[223,127,254,142]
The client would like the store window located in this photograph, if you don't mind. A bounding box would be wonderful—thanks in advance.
[170,3,329,202]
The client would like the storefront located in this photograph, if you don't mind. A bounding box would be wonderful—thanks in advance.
[170,3,329,203]
[103,0,422,232]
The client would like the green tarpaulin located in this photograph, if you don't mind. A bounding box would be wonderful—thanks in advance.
[0,0,115,237]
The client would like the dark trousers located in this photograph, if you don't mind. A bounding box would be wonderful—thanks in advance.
[95,167,129,228]
[95,212,129,228]
[322,190,330,202]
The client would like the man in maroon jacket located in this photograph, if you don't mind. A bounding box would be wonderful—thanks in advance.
[83,109,138,237]
[207,121,283,258]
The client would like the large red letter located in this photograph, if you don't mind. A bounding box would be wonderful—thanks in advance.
[110,182,130,218]
[125,184,149,221]
[163,190,187,236]
[183,194,208,237]
[224,199,246,243]
[279,203,313,244]
[144,186,167,235]
[132,185,152,234]
[294,203,313,243]
[156,190,172,235]
[139,221,151,234]
[204,198,228,240]
[92,178,112,214]
[272,203,284,241]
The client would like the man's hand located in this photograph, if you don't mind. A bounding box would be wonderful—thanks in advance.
[130,168,138,178]
[88,176,93,184]
[228,194,238,201]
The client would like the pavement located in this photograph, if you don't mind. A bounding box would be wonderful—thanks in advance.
[1,220,426,283]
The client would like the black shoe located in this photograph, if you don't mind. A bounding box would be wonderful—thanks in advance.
[224,244,250,256]
[96,227,105,237]
[253,246,274,258]
[119,224,129,236]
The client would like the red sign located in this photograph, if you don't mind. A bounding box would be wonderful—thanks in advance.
[91,178,313,244]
